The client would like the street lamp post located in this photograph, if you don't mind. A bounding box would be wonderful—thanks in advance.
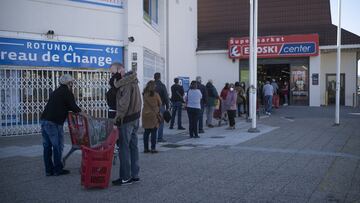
[248,0,259,133]
[335,0,341,125]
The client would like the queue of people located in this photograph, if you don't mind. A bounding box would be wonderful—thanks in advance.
[40,61,289,187]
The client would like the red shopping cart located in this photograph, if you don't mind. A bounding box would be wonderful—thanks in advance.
[63,112,89,166]
[81,128,118,189]
[63,112,115,167]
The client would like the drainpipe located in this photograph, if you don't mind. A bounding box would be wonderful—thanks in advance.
[165,0,170,90]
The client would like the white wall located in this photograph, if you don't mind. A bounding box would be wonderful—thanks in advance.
[168,0,198,89]
[0,0,125,44]
[309,55,321,106]
[320,51,358,106]
[124,0,164,91]
[197,51,239,91]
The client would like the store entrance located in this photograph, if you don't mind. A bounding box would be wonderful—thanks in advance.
[258,64,290,105]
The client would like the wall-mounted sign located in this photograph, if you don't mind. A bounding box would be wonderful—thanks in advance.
[132,52,137,61]
[0,37,123,68]
[178,76,190,92]
[312,73,319,85]
[228,34,319,59]
[70,0,124,9]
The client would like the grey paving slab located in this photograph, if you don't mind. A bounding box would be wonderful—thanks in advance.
[245,172,294,200]
[272,194,308,203]
[280,175,322,198]
[1,106,360,202]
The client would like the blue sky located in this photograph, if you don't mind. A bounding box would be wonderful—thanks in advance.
[330,0,360,36]
[330,0,360,76]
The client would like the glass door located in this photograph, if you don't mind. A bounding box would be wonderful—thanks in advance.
[326,74,345,105]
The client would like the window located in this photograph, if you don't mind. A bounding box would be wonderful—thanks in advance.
[143,0,158,26]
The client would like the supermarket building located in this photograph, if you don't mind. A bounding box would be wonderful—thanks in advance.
[197,0,360,107]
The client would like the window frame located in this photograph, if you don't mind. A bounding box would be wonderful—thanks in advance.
[143,0,158,28]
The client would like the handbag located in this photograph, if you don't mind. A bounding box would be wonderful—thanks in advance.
[156,112,164,123]
[162,110,171,123]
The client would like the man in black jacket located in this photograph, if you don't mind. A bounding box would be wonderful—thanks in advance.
[196,76,208,133]
[41,74,82,176]
[154,72,169,142]
[169,78,185,130]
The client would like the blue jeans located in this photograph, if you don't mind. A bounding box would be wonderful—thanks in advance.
[170,101,183,128]
[237,103,242,116]
[41,120,64,175]
[157,105,165,140]
[205,105,215,126]
[198,105,205,131]
[187,107,200,137]
[118,119,140,180]
[143,128,157,150]
[265,95,273,113]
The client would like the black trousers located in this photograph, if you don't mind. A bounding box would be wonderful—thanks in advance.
[143,128,157,150]
[227,110,236,127]
[187,107,200,137]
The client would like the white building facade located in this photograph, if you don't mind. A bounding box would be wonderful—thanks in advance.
[0,0,198,136]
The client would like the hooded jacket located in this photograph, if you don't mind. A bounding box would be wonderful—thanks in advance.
[114,72,142,125]
[205,82,219,107]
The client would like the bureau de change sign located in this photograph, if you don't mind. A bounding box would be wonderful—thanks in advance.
[228,34,319,59]
[0,37,123,68]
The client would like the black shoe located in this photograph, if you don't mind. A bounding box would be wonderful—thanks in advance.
[157,139,167,143]
[54,169,70,176]
[132,177,140,183]
[112,178,133,186]
[46,172,54,177]
[199,129,205,134]
[151,149,158,153]
[169,126,174,129]
[178,126,186,130]
[144,149,150,153]
[207,124,214,128]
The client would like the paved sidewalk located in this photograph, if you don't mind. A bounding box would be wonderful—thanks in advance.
[0,106,359,202]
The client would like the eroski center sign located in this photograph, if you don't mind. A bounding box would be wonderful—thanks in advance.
[228,34,319,59]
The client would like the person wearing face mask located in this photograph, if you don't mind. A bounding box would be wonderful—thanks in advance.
[40,74,83,176]
[224,83,237,129]
[106,72,122,119]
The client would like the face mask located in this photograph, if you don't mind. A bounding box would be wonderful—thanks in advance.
[230,87,234,91]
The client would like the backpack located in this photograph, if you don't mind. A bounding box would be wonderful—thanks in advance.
[106,87,118,110]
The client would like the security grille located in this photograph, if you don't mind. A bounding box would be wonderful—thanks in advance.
[0,66,111,136]
[143,48,165,85]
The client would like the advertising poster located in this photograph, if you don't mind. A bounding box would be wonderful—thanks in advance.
[290,66,308,105]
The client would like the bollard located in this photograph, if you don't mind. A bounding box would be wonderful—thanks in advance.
[325,91,328,106]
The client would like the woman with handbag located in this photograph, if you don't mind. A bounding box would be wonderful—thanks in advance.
[142,80,162,153]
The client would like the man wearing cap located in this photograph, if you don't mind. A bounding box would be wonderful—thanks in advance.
[40,74,82,176]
